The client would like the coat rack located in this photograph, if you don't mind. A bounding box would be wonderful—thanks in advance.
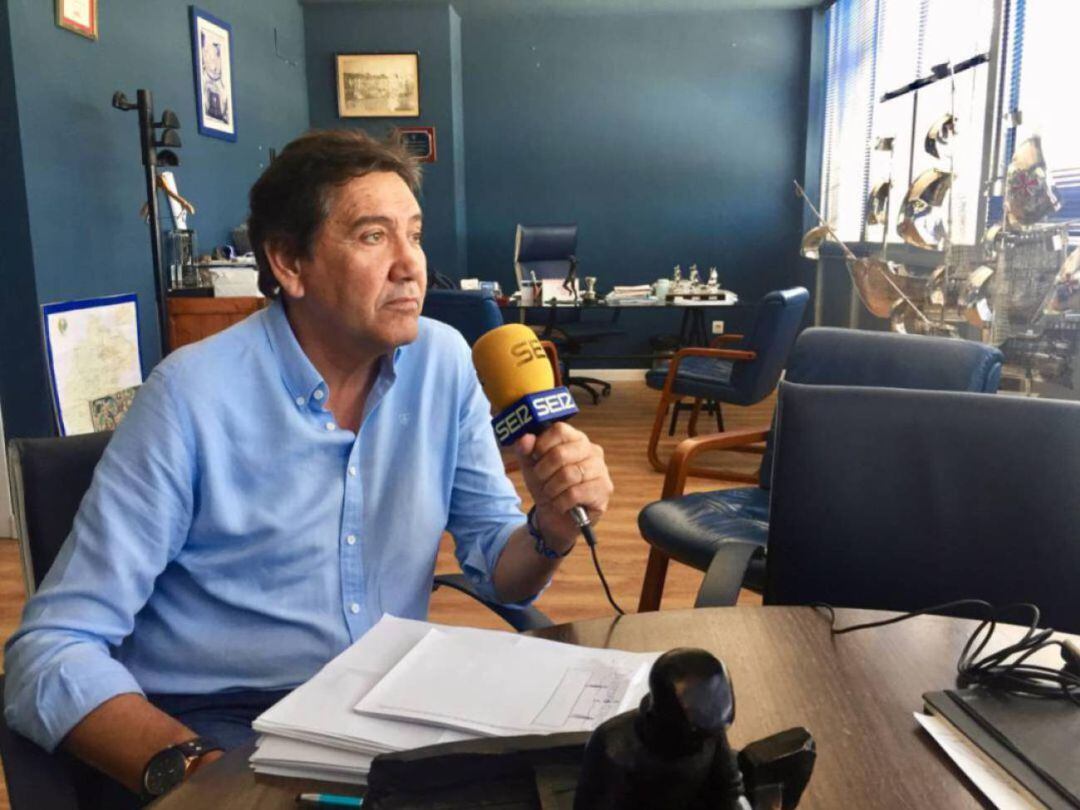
[112,89,183,355]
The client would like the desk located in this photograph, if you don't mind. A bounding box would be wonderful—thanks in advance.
[151,606,1012,809]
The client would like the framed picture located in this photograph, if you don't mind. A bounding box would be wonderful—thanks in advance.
[56,0,98,40]
[396,126,436,163]
[336,53,420,118]
[190,7,237,142]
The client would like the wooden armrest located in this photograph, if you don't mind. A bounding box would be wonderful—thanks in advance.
[708,333,745,347]
[662,425,771,498]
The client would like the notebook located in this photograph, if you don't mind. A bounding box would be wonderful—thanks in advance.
[923,688,1080,809]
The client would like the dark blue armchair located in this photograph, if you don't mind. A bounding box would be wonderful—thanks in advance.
[695,382,1080,635]
[422,288,503,346]
[514,224,624,404]
[644,287,809,475]
[637,327,1004,612]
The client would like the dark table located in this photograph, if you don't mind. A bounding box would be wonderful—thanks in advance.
[151,606,1025,809]
[504,296,748,353]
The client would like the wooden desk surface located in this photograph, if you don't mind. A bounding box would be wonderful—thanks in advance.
[152,606,1012,809]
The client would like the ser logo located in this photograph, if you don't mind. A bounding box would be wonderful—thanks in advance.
[494,403,533,443]
[510,339,547,367]
[532,391,575,418]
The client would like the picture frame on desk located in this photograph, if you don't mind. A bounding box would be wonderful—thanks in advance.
[55,0,98,40]
[190,6,237,142]
[336,53,420,118]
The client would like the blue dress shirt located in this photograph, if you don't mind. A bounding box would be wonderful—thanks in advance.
[4,299,527,751]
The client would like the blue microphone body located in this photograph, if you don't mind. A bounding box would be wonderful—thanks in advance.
[491,386,579,447]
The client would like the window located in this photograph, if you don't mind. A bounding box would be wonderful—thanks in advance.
[1000,0,1080,240]
[821,0,995,247]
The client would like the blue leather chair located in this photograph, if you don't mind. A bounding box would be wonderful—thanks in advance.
[637,327,1004,612]
[422,288,503,346]
[695,382,1080,635]
[514,224,624,404]
[644,287,809,475]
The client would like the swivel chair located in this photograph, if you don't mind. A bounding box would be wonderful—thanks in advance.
[422,288,503,346]
[637,327,1004,612]
[1,432,551,809]
[695,382,1080,636]
[644,287,809,475]
[514,224,623,404]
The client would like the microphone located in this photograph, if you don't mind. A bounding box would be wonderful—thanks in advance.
[472,323,590,529]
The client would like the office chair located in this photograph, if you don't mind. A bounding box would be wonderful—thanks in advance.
[422,288,504,346]
[644,287,809,475]
[1,432,551,809]
[637,327,1004,612]
[695,382,1080,635]
[513,224,624,404]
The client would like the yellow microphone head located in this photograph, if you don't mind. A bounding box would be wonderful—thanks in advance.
[472,324,555,410]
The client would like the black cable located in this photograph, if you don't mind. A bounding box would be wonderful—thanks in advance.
[581,524,625,615]
[810,600,1080,704]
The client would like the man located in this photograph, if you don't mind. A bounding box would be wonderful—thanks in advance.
[4,130,613,802]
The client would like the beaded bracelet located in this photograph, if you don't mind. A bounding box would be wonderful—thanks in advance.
[526,505,574,559]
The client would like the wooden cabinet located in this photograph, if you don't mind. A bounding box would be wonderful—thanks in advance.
[167,296,266,351]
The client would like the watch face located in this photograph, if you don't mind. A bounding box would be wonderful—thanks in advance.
[144,747,188,796]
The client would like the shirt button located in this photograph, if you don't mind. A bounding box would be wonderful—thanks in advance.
[346,534,357,545]
[295,396,305,406]
[348,466,357,477]
[325,422,336,431]
[349,603,360,614]
[314,389,325,401]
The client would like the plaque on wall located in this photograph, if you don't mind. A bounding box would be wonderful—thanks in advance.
[397,126,437,163]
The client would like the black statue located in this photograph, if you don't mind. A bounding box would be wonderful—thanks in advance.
[574,648,752,810]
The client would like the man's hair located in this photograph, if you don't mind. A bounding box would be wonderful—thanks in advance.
[248,129,422,298]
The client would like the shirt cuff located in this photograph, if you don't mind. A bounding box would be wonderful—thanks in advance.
[5,646,145,752]
[459,521,552,610]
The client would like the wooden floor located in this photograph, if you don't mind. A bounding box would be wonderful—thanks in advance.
[0,379,768,807]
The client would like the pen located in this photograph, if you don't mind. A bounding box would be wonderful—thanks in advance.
[296,793,364,808]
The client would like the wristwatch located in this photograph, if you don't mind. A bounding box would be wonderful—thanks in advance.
[142,737,222,798]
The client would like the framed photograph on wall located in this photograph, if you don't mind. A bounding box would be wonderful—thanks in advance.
[396,126,436,162]
[190,7,237,141]
[336,53,420,118]
[55,0,98,40]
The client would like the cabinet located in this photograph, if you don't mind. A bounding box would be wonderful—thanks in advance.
[167,296,266,351]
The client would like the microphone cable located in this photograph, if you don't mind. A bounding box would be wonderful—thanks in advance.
[580,524,626,616]
[811,599,1080,704]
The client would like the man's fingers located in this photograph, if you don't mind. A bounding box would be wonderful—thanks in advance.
[537,454,605,503]
[530,438,593,482]
[528,422,583,460]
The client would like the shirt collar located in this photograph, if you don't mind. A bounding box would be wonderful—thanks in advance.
[262,297,405,406]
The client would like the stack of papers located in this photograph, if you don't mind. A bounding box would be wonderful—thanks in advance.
[606,285,656,305]
[249,615,660,785]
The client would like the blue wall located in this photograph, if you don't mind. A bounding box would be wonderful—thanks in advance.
[1,0,309,438]
[0,1,51,438]
[303,0,467,280]
[460,4,813,360]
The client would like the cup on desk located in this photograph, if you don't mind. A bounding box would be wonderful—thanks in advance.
[653,279,671,301]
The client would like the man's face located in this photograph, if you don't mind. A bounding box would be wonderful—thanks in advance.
[291,171,426,354]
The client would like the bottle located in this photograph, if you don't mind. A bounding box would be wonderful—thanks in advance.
[574,648,751,810]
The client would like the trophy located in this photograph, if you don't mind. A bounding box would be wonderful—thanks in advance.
[583,276,598,303]
[689,264,700,286]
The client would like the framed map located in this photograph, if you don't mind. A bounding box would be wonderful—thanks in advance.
[42,294,144,436]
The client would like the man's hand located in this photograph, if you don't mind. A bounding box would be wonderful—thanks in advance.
[513,422,613,550]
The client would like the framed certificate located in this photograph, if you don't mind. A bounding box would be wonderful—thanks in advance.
[56,0,98,40]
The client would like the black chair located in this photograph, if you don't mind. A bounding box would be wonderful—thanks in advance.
[696,382,1080,635]
[637,327,1004,612]
[422,288,504,346]
[513,224,624,404]
[2,432,551,809]
[644,287,809,475]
